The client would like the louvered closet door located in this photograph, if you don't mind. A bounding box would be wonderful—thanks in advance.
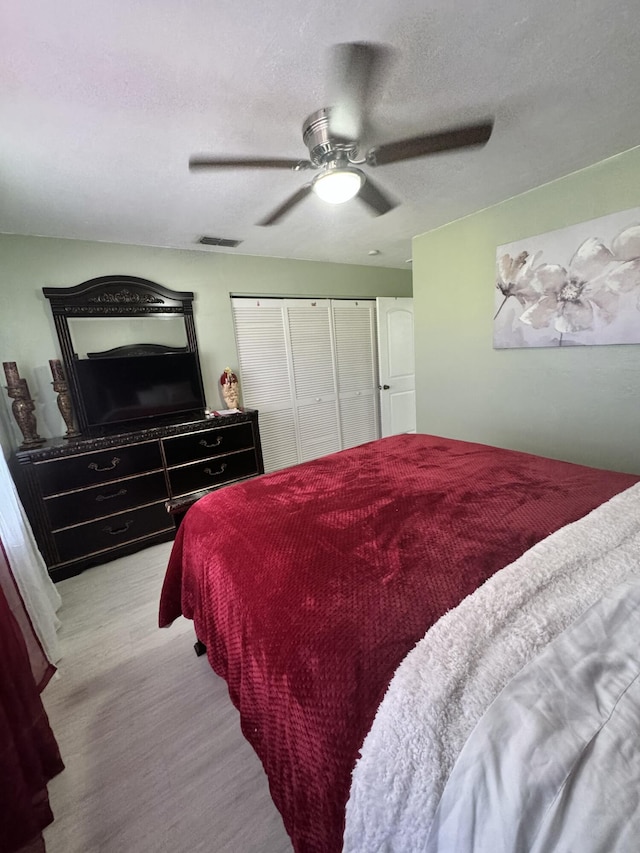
[285,299,340,463]
[232,298,298,473]
[232,296,380,474]
[332,300,380,449]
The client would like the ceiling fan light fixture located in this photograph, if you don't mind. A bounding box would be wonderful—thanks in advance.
[312,168,363,204]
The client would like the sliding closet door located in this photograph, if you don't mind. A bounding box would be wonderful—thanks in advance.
[285,300,341,463]
[332,300,379,449]
[232,298,298,473]
[232,297,379,473]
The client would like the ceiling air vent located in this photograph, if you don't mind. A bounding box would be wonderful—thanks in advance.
[198,235,242,248]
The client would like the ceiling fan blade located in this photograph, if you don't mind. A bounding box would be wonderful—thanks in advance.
[327,42,390,141]
[189,156,312,171]
[366,120,493,167]
[257,184,313,226]
[357,176,397,216]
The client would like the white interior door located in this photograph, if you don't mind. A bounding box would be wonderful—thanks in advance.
[376,297,416,437]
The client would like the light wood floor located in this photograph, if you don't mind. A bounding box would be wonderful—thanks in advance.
[42,542,293,853]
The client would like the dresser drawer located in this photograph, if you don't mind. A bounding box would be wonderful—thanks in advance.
[168,448,258,497]
[35,441,163,495]
[53,502,172,563]
[44,470,169,529]
[12,409,263,581]
[162,422,254,466]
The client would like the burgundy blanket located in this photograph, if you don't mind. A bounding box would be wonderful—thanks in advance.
[159,434,638,853]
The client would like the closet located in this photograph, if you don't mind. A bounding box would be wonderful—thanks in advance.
[232,297,380,472]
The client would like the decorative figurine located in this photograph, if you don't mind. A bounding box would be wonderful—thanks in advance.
[219,367,240,409]
[49,359,80,439]
[2,363,45,449]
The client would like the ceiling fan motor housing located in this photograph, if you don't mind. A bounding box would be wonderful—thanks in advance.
[302,108,359,167]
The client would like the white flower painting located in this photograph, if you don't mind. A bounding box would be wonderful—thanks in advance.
[494,208,640,348]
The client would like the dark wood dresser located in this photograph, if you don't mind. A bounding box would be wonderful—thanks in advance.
[11,410,263,581]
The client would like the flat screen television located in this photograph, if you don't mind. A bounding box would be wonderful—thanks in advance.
[74,351,205,428]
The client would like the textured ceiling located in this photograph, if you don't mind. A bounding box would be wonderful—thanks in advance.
[2,1,640,268]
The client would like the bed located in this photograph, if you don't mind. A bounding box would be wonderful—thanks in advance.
[159,433,640,852]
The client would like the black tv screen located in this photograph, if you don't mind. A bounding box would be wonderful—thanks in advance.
[75,352,205,427]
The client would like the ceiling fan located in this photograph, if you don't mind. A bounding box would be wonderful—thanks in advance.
[189,42,493,226]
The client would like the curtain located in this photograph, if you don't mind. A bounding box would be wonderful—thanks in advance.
[0,579,65,852]
[0,542,56,691]
[0,452,61,669]
[0,454,65,849]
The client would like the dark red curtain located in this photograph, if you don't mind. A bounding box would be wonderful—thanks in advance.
[0,542,64,853]
[0,541,56,693]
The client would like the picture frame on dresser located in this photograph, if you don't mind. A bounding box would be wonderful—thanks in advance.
[11,275,264,582]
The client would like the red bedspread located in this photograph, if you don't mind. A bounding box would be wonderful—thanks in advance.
[159,434,638,853]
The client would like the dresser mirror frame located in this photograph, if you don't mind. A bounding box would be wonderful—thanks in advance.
[44,275,204,435]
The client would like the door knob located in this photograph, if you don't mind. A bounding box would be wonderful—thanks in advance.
[378,384,390,390]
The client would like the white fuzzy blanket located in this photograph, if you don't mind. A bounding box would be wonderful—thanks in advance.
[343,481,640,853]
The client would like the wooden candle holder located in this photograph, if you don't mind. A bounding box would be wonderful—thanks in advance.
[49,359,80,439]
[2,365,45,449]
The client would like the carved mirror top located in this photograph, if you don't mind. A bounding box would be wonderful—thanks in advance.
[43,275,194,317]
[43,275,201,433]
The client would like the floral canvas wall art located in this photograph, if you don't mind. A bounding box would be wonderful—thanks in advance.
[494,207,640,348]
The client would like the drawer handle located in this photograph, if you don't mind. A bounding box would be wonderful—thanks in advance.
[88,457,121,473]
[95,488,127,502]
[199,436,223,449]
[203,463,228,477]
[102,520,133,536]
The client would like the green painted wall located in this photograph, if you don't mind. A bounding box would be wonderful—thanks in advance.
[0,235,411,453]
[412,145,640,475]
